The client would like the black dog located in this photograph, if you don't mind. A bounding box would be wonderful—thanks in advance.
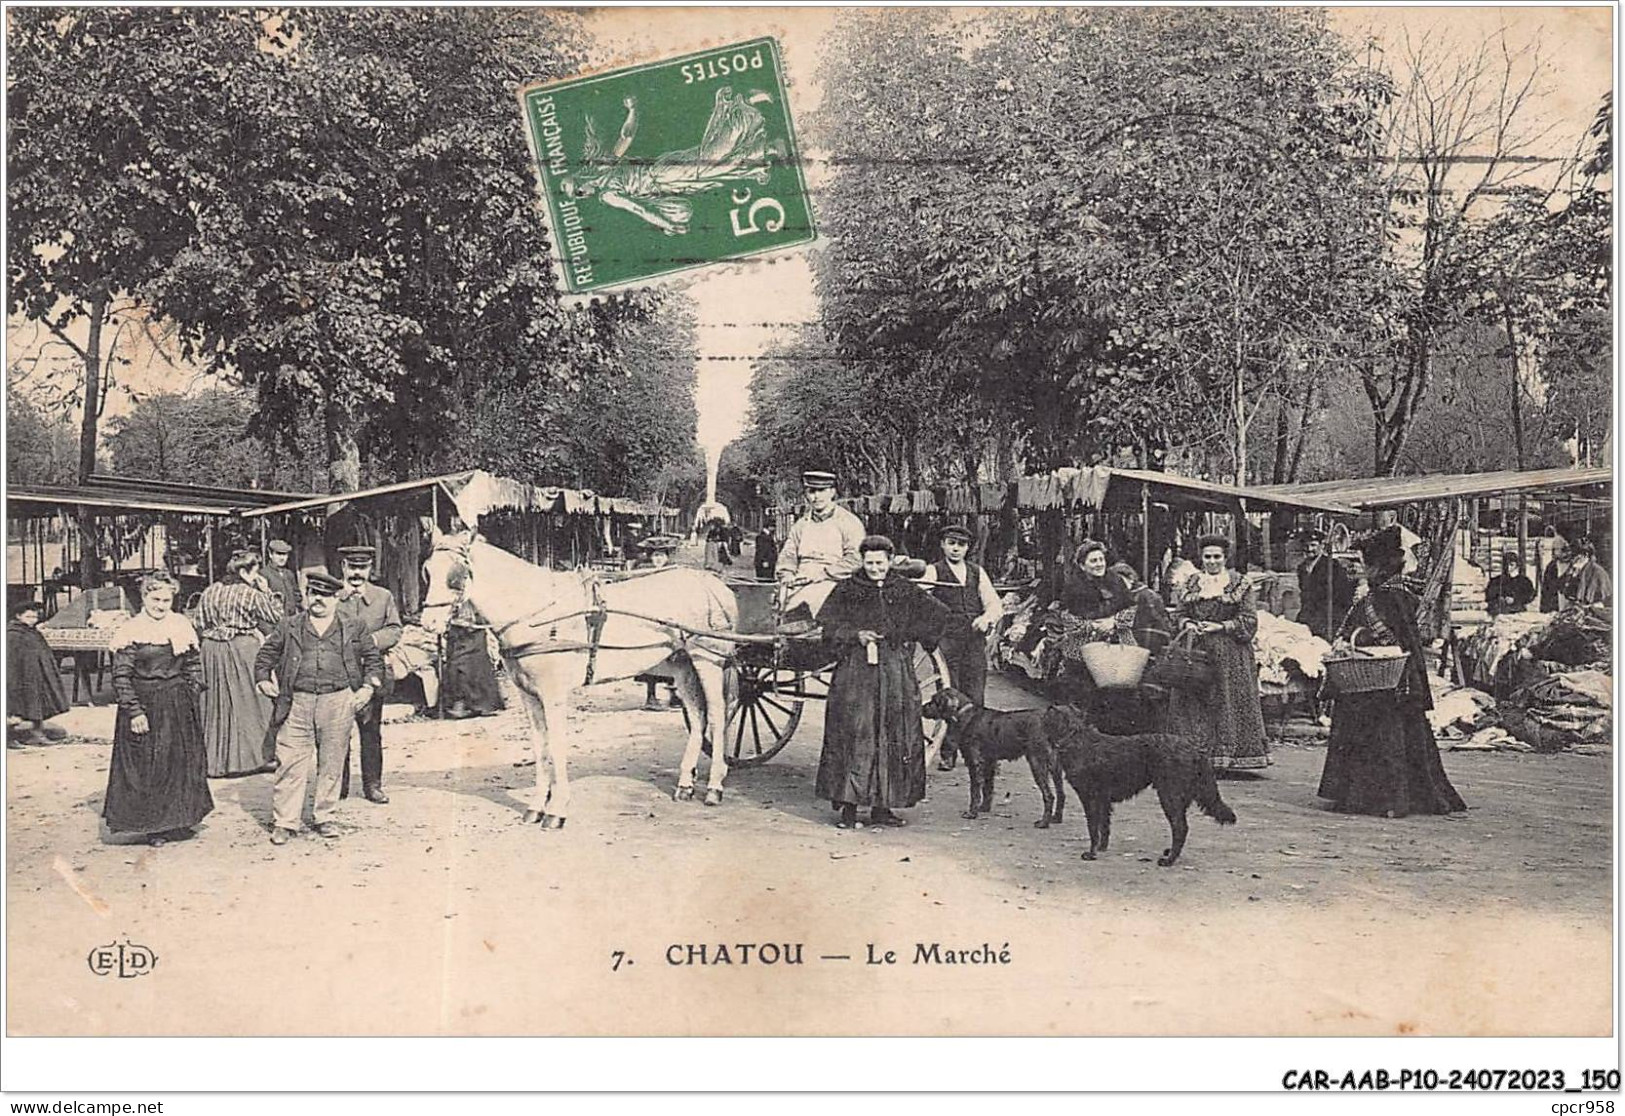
[921,688,1068,827]
[1044,706,1237,867]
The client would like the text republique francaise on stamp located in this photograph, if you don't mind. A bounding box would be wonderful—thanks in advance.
[519,38,816,295]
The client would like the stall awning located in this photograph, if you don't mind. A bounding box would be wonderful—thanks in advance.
[241,469,652,522]
[9,476,316,518]
[1253,467,1613,511]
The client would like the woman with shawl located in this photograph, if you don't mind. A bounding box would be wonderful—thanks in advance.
[103,574,213,846]
[8,599,69,747]
[1318,526,1467,817]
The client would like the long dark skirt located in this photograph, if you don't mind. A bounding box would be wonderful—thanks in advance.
[815,643,927,809]
[104,678,214,836]
[201,634,274,776]
[1167,634,1271,770]
[1318,693,1466,817]
[443,626,503,714]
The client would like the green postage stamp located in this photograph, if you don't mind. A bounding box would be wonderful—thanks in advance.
[519,38,815,295]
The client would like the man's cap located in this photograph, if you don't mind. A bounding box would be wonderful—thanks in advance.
[306,571,345,597]
[939,524,973,544]
[9,598,44,617]
[1298,529,1325,543]
[801,470,837,490]
[267,539,293,555]
[338,545,376,565]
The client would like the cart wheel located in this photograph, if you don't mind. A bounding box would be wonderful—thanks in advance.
[700,658,803,768]
[915,644,952,768]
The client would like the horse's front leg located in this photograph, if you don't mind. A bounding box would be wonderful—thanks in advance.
[695,657,730,806]
[534,666,575,828]
[509,670,554,826]
[668,662,705,802]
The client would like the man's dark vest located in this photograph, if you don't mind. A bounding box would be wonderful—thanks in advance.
[931,559,984,636]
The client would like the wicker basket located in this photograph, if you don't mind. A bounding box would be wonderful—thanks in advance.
[1145,628,1214,692]
[1323,631,1409,694]
[1077,643,1150,689]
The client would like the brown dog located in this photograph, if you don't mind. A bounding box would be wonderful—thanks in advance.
[1043,706,1237,867]
[921,688,1068,826]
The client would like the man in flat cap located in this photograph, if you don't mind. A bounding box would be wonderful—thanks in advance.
[1295,529,1354,642]
[774,470,867,627]
[335,545,401,804]
[255,572,384,844]
[917,523,1003,770]
[262,539,302,617]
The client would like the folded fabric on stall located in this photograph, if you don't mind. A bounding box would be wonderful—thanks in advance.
[1253,610,1331,686]
[1525,605,1612,668]
[1427,684,1499,737]
[1502,664,1614,752]
[1460,611,1553,687]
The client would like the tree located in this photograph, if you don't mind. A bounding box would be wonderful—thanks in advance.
[1355,26,1559,475]
[444,294,702,497]
[808,8,1396,481]
[6,367,78,485]
[102,388,320,490]
[7,8,266,484]
[128,8,656,492]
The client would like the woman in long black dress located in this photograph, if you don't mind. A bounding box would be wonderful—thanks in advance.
[104,574,213,846]
[815,535,950,829]
[1317,526,1467,817]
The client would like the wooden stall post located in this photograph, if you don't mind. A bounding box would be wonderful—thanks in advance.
[1140,481,1150,581]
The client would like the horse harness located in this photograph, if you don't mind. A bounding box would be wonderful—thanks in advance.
[432,542,771,686]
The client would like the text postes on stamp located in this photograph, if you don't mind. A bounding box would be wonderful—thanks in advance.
[519,38,815,296]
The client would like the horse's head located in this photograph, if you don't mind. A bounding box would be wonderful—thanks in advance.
[420,528,477,636]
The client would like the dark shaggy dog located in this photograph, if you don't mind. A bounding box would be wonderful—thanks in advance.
[921,688,1068,826]
[1044,706,1237,866]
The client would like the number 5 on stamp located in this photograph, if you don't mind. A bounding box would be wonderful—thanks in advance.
[518,38,816,295]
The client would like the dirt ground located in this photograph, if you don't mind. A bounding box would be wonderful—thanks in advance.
[6,661,1612,1038]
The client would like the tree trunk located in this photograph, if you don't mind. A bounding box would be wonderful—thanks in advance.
[325,396,361,493]
[1271,394,1290,485]
[995,425,1018,481]
[1287,377,1317,482]
[1498,290,1527,470]
[78,291,110,484]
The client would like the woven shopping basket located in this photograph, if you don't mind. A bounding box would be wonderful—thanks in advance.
[1322,630,1410,695]
[1076,642,1151,689]
[1145,627,1214,691]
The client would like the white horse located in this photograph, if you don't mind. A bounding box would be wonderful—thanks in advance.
[419,529,738,827]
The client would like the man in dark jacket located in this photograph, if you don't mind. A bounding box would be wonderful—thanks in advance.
[335,545,402,804]
[262,539,302,616]
[255,572,384,844]
[1296,530,1355,641]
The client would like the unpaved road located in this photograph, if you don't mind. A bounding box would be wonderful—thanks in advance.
[6,673,1611,1037]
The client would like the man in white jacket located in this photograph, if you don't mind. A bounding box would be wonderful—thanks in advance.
[774,470,866,625]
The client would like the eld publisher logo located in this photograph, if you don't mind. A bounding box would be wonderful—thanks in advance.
[88,939,157,979]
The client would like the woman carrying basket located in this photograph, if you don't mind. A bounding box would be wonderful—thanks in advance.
[1166,535,1271,772]
[1317,526,1466,817]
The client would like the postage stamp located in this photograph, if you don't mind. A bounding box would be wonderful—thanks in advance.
[519,37,815,295]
